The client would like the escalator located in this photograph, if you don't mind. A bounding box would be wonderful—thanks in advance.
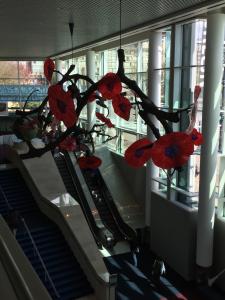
[81,166,137,244]
[54,152,112,249]
[0,168,94,300]
[54,151,137,248]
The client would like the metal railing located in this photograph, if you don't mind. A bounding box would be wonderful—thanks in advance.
[21,218,60,298]
[0,183,59,298]
[0,184,12,210]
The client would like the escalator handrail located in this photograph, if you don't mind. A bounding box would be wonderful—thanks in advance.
[61,152,104,247]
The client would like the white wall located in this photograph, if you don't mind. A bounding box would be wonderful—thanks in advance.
[150,191,198,281]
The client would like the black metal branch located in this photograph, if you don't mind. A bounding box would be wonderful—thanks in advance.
[16,47,192,159]
[58,64,75,85]
[23,89,39,112]
[16,96,48,117]
[138,110,161,139]
[53,70,64,79]
[89,124,105,133]
[89,130,117,144]
[71,74,95,85]
[102,134,117,144]
[42,111,53,131]
[105,106,110,117]
[116,48,179,133]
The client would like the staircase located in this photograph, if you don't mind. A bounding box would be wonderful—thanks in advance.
[0,168,94,300]
[0,168,38,216]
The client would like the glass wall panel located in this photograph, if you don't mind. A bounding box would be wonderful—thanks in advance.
[141,41,149,73]
[123,43,138,73]
[104,49,118,73]
[120,131,137,155]
[104,127,118,151]
[0,61,48,112]
[0,61,18,82]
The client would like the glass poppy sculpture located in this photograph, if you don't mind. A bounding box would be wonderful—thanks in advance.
[77,155,102,170]
[44,58,55,82]
[14,48,203,172]
[59,136,77,152]
[96,112,115,128]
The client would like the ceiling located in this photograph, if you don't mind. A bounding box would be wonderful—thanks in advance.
[0,0,224,60]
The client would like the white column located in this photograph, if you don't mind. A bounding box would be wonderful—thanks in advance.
[86,50,96,131]
[55,60,64,82]
[145,31,162,226]
[196,13,225,268]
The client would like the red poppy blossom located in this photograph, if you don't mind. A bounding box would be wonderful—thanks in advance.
[77,155,102,170]
[190,128,203,146]
[59,136,77,151]
[194,85,201,101]
[112,95,132,121]
[125,138,152,168]
[151,132,194,169]
[96,112,115,128]
[48,85,77,128]
[88,92,97,102]
[98,73,122,99]
[44,58,55,82]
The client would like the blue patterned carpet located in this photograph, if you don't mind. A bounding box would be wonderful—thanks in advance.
[104,247,225,300]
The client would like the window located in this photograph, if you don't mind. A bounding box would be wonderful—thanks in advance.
[0,61,48,112]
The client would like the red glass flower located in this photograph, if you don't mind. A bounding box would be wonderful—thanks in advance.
[190,128,203,146]
[112,95,132,121]
[44,58,55,82]
[77,155,102,169]
[125,138,152,168]
[59,136,77,151]
[88,92,97,102]
[98,73,122,99]
[151,132,194,169]
[96,112,115,128]
[48,85,77,128]
[194,85,201,101]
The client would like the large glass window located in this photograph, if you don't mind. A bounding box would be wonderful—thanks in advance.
[0,61,48,113]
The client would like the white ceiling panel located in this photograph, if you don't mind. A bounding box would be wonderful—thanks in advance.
[0,0,224,59]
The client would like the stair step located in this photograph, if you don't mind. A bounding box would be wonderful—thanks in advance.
[18,233,64,246]
[0,168,93,300]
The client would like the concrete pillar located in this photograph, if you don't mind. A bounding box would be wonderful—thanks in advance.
[196,13,225,268]
[86,50,96,131]
[145,31,162,226]
[55,60,64,82]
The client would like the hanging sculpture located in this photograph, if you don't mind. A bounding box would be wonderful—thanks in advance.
[12,0,203,174]
[13,49,203,173]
